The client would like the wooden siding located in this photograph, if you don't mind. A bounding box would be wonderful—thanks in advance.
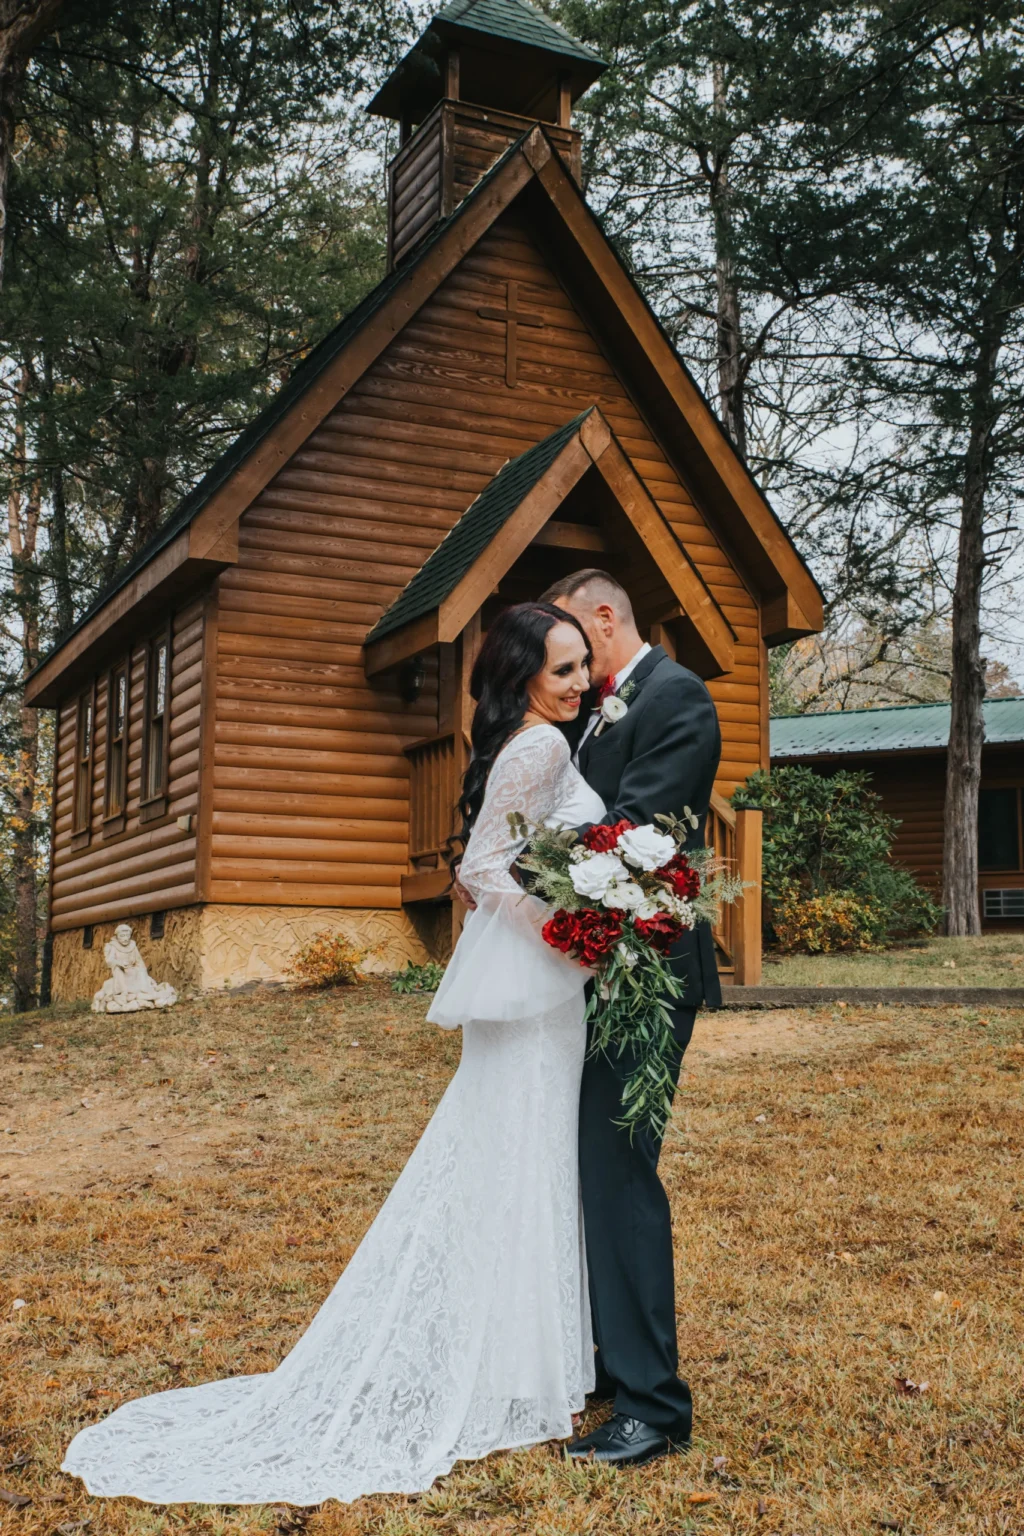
[50,600,205,931]
[210,209,764,910]
[390,102,580,268]
[778,744,1024,906]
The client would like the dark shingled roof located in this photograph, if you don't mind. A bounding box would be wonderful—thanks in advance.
[367,408,594,644]
[435,0,606,66]
[367,0,606,119]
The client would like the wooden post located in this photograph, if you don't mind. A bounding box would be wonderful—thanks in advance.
[445,49,460,102]
[734,807,762,985]
[450,612,481,948]
[557,72,572,127]
[648,620,676,660]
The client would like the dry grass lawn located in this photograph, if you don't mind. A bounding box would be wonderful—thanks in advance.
[1,984,1022,1536]
[765,932,1024,989]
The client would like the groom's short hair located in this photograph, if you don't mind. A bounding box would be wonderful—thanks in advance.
[540,569,635,621]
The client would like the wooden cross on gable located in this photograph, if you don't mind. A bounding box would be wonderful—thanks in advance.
[477,280,544,388]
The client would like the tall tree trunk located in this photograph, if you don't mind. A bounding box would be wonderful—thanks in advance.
[6,364,42,1009]
[0,0,65,287]
[942,324,1002,936]
[711,59,746,459]
[42,351,74,632]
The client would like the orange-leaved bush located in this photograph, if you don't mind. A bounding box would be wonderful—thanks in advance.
[286,932,365,989]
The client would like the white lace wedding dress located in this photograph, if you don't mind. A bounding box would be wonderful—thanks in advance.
[63,723,605,1506]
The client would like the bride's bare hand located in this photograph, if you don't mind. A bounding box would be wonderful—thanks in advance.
[453,875,476,909]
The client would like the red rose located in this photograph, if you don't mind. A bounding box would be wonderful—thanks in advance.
[633,911,684,953]
[574,907,623,965]
[657,853,701,901]
[542,909,579,954]
[581,818,636,853]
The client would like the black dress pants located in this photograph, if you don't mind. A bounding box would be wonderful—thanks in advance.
[578,1000,697,1435]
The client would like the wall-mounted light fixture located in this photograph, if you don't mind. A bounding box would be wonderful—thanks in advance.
[398,657,426,703]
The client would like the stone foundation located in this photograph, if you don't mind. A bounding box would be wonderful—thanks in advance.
[51,903,448,1004]
[52,908,204,1003]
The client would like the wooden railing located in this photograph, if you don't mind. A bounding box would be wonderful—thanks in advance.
[706,790,763,986]
[406,731,458,867]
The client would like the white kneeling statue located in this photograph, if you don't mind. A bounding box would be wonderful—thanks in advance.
[92,923,178,1013]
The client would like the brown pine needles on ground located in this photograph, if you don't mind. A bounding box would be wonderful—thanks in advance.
[1,985,1021,1535]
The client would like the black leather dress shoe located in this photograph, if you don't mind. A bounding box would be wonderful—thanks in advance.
[566,1412,689,1466]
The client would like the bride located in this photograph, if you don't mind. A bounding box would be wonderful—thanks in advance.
[63,602,607,1506]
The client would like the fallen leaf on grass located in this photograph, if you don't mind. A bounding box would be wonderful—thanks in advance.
[878,1519,903,1532]
[688,1492,716,1505]
[894,1377,929,1396]
[712,1455,727,1471]
[55,1520,92,1535]
[0,1456,30,1473]
[273,1504,310,1532]
[0,1488,31,1509]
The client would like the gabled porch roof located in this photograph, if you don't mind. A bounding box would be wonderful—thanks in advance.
[363,406,735,679]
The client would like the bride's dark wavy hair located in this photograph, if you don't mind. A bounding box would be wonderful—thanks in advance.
[448,602,591,868]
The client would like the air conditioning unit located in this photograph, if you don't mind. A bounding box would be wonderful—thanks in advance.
[983,888,1024,918]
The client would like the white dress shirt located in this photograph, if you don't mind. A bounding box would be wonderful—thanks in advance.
[575,641,651,763]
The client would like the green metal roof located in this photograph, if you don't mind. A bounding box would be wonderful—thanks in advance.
[367,409,594,643]
[771,698,1024,758]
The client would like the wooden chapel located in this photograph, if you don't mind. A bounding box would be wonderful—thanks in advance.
[26,0,823,1001]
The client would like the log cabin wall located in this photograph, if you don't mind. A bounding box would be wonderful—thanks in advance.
[50,598,205,934]
[208,206,765,917]
[774,744,1024,928]
[389,101,580,267]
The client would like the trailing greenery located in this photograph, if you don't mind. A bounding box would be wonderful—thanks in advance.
[734,765,942,951]
[390,960,446,995]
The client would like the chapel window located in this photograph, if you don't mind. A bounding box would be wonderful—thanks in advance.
[72,687,95,841]
[141,620,172,816]
[103,658,130,828]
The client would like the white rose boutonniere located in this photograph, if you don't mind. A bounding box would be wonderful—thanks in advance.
[593,676,638,738]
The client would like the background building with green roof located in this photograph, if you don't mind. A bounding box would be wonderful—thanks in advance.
[771,700,1024,924]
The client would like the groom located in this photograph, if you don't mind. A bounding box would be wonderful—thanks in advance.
[542,569,722,1467]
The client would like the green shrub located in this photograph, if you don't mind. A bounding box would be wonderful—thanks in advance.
[734,764,941,950]
[390,960,446,994]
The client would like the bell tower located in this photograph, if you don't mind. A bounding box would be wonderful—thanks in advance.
[368,0,607,268]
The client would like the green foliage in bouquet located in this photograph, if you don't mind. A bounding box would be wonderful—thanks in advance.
[516,811,742,1139]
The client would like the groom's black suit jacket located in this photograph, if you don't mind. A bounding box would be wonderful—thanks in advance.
[573,645,723,1010]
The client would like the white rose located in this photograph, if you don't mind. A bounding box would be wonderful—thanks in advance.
[604,880,646,911]
[569,851,627,902]
[617,824,677,871]
[616,942,639,968]
[634,896,663,920]
[600,694,629,725]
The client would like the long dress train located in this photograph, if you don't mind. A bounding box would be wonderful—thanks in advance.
[62,723,604,1505]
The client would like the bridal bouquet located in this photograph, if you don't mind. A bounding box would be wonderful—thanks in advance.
[513,812,741,1139]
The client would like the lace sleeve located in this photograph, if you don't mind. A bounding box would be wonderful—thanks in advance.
[458,725,571,900]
